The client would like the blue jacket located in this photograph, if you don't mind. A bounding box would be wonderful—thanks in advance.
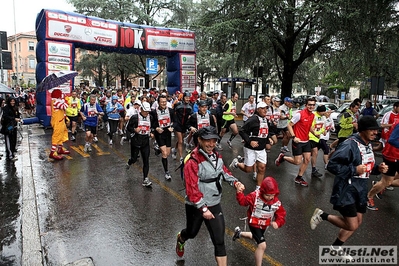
[106,101,124,120]
[327,133,380,207]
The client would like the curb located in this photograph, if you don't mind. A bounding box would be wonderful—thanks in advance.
[21,125,43,266]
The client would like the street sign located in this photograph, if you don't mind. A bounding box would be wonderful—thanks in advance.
[146,58,158,75]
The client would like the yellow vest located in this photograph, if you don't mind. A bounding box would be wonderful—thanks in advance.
[309,112,325,143]
[222,99,236,121]
[65,96,81,117]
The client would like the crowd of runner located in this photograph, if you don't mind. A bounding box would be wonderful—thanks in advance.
[12,84,398,266]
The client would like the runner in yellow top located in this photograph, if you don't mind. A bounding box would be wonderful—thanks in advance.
[217,92,239,150]
[309,105,327,178]
[65,90,81,141]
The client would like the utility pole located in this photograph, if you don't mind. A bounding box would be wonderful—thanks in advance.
[230,41,237,98]
[13,0,19,86]
[0,32,4,84]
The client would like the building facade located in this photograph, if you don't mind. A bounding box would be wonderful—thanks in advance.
[7,31,37,88]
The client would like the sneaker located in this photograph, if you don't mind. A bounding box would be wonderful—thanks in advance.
[232,226,241,241]
[385,186,394,191]
[154,146,162,156]
[216,143,223,151]
[295,177,308,187]
[252,172,257,181]
[171,148,177,159]
[109,139,113,145]
[274,152,285,166]
[176,232,185,257]
[329,246,354,261]
[119,129,124,136]
[372,181,384,199]
[367,198,378,211]
[165,172,172,180]
[70,135,76,141]
[93,137,98,143]
[310,208,323,230]
[280,146,289,153]
[125,163,130,170]
[229,158,238,169]
[84,143,90,153]
[142,177,152,187]
[120,137,125,146]
[237,155,244,163]
[227,140,232,148]
[87,145,92,152]
[311,170,323,178]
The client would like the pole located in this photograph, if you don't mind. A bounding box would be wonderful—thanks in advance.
[255,59,259,103]
[229,41,237,98]
[231,45,235,98]
[0,33,3,84]
[13,0,19,86]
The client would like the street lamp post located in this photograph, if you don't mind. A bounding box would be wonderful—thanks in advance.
[230,41,237,98]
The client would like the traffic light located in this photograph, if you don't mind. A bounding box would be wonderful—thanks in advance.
[1,51,12,69]
[0,31,7,50]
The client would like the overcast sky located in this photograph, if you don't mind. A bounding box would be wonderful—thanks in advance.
[1,0,75,36]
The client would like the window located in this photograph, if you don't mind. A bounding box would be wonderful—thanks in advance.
[19,42,21,52]
[28,41,34,51]
[29,58,35,69]
[139,78,144,87]
[152,79,157,88]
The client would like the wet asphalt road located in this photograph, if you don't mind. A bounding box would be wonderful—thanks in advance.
[1,122,399,266]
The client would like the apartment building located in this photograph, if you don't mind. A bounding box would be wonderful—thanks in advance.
[7,31,37,87]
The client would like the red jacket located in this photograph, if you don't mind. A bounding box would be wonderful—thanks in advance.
[236,177,286,229]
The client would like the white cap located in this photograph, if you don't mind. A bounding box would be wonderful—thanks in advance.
[273,97,281,102]
[134,99,141,105]
[141,102,151,112]
[257,102,267,108]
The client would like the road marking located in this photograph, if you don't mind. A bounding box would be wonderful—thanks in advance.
[91,144,110,155]
[45,149,74,160]
[70,146,90,158]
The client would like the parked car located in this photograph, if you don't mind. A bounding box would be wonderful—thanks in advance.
[292,95,312,107]
[376,103,394,127]
[379,98,399,108]
[293,102,338,117]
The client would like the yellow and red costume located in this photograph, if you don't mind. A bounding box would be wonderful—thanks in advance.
[49,89,70,160]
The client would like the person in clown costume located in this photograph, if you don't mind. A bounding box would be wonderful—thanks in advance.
[49,89,70,160]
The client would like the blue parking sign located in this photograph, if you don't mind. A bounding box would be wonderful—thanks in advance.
[146,58,158,74]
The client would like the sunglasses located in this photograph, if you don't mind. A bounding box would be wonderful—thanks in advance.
[307,104,316,106]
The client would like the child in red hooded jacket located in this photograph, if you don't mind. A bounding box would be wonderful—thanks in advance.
[233,177,286,266]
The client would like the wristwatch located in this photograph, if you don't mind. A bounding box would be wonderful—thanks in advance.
[291,135,296,139]
[202,206,208,213]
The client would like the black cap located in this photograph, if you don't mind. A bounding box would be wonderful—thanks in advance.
[196,126,220,140]
[183,91,192,97]
[316,105,326,112]
[358,116,380,132]
[199,100,208,107]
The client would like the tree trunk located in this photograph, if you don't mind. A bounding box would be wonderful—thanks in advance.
[280,62,297,100]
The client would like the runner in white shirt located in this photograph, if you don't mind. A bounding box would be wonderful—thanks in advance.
[241,95,256,123]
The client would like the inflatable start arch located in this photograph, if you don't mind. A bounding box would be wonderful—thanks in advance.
[34,9,196,127]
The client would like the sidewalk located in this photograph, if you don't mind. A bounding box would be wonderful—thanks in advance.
[20,124,42,266]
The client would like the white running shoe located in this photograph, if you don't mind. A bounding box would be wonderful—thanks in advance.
[310,208,323,230]
[109,139,113,145]
[165,172,172,180]
[229,158,238,170]
[142,177,152,187]
[93,137,98,143]
[171,148,177,159]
